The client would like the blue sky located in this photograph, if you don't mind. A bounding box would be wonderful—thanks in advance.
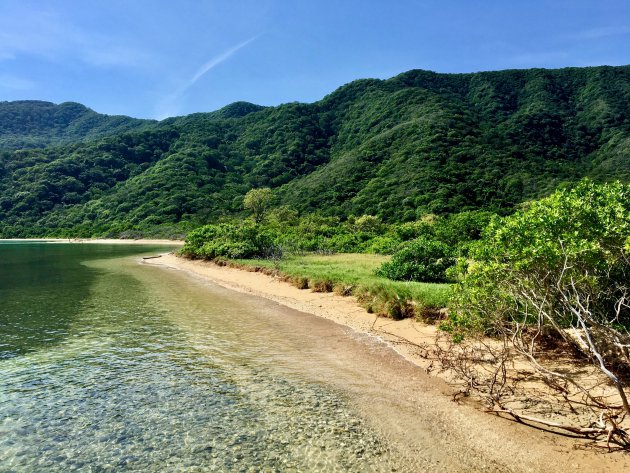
[1,0,628,119]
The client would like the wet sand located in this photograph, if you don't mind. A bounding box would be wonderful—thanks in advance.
[144,253,630,472]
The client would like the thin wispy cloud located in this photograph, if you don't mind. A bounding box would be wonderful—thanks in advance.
[189,37,258,86]
[156,36,258,119]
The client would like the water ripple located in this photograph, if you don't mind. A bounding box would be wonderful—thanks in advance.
[0,248,414,472]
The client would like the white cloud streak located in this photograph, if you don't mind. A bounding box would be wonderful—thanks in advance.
[156,36,258,119]
[189,37,258,86]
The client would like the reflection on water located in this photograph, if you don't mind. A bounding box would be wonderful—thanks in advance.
[0,245,416,472]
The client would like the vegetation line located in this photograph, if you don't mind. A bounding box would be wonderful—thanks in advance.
[180,180,630,448]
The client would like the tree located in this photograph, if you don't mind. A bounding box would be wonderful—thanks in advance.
[243,187,273,223]
[446,180,630,445]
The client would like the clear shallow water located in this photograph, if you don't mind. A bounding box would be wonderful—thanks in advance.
[0,244,423,472]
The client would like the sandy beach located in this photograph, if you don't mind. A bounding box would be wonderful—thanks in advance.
[144,252,630,472]
[144,253,438,371]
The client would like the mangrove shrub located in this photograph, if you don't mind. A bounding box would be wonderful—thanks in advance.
[446,180,630,413]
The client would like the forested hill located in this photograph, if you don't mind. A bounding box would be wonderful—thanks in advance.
[0,100,155,150]
[1,65,630,237]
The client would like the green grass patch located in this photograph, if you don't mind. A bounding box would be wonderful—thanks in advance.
[233,253,451,320]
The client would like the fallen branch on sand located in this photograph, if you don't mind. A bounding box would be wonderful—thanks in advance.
[488,407,629,449]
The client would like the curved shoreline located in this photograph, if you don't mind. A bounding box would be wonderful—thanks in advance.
[143,253,439,373]
[143,253,630,472]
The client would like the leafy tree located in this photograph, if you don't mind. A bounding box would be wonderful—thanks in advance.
[243,188,273,223]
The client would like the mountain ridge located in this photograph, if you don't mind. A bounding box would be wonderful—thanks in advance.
[0,65,629,237]
[0,100,156,150]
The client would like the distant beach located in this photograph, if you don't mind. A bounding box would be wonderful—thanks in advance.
[0,238,184,245]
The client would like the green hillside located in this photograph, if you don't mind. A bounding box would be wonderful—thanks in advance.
[0,100,155,150]
[1,65,629,237]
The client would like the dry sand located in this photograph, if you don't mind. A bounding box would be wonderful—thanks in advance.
[144,253,630,472]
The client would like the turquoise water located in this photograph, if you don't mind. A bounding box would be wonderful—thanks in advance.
[0,243,420,472]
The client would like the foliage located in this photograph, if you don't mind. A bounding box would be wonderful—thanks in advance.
[447,180,630,333]
[376,237,455,283]
[1,66,630,237]
[243,187,273,223]
[445,180,630,413]
[181,213,397,258]
[363,235,402,255]
[181,222,278,259]
[432,210,496,249]
[373,209,496,282]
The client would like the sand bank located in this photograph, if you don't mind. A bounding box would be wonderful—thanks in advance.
[144,253,437,369]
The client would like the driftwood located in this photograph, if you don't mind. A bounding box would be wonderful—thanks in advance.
[488,407,629,449]
[431,328,630,449]
[142,255,163,260]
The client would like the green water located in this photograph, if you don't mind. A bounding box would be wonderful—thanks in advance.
[0,243,166,359]
[0,243,427,472]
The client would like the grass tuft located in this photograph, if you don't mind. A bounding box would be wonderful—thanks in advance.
[233,253,451,319]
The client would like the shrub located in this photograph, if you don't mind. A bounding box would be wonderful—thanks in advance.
[393,219,435,241]
[433,210,497,248]
[352,214,383,233]
[446,180,630,415]
[376,237,455,283]
[181,222,278,259]
[364,235,402,254]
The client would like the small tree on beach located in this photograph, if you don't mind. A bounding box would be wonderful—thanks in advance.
[243,188,273,224]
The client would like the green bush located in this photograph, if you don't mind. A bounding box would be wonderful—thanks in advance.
[393,218,436,241]
[443,180,630,412]
[433,210,497,248]
[376,237,455,283]
[181,222,278,259]
[364,235,402,254]
[445,179,630,337]
[180,209,502,264]
[352,214,384,233]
